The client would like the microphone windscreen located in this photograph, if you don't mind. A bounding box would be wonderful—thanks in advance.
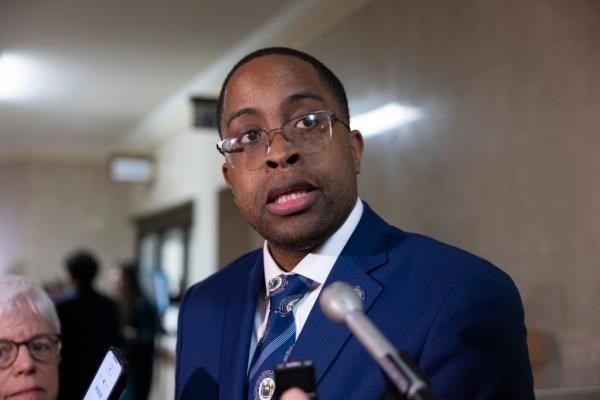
[320,281,364,324]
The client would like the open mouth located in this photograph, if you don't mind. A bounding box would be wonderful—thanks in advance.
[273,190,309,204]
[266,181,318,216]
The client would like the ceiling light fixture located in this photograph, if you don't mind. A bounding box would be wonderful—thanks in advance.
[0,53,38,101]
[109,155,154,183]
[351,102,422,138]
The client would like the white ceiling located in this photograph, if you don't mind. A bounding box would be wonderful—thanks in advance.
[0,0,312,160]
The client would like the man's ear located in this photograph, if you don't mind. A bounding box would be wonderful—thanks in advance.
[222,162,233,188]
[348,130,364,174]
[222,162,237,201]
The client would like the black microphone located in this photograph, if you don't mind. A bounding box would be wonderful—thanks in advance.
[320,282,436,400]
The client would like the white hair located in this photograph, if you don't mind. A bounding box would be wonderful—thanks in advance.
[0,274,61,333]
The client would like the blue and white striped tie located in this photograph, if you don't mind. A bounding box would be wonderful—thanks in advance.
[247,274,314,400]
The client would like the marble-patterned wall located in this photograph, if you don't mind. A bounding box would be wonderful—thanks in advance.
[304,0,600,388]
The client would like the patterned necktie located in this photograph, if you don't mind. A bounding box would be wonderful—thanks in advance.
[247,274,315,400]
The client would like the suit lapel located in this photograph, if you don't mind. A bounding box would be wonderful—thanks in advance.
[219,252,264,398]
[291,203,390,383]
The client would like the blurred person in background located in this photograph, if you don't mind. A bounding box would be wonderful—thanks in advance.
[0,274,61,400]
[112,262,158,400]
[56,250,121,400]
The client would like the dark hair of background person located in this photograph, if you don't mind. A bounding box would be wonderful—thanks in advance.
[65,250,98,288]
[216,47,350,137]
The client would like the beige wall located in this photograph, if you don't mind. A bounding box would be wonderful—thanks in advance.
[0,160,133,289]
[302,0,600,388]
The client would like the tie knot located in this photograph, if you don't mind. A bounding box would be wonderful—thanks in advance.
[267,274,314,315]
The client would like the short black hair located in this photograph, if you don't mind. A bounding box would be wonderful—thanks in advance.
[216,47,349,137]
[65,250,99,287]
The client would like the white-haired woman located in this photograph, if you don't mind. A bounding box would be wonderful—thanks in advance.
[0,274,61,400]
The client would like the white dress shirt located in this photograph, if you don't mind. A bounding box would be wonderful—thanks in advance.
[248,198,364,368]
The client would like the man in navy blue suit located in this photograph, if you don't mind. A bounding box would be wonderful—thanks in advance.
[175,47,534,399]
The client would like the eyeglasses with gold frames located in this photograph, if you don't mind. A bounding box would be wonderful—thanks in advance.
[216,110,350,170]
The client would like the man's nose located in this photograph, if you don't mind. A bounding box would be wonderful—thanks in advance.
[265,130,300,168]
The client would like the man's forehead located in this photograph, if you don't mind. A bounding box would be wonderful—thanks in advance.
[223,55,332,112]
[231,53,318,80]
[226,55,324,96]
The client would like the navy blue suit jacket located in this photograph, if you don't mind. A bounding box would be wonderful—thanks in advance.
[176,203,534,399]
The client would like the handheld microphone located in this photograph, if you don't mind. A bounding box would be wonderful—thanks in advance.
[320,282,436,400]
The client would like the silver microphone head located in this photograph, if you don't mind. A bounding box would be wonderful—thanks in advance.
[320,281,364,325]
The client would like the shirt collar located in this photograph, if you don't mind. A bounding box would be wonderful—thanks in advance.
[262,198,364,297]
